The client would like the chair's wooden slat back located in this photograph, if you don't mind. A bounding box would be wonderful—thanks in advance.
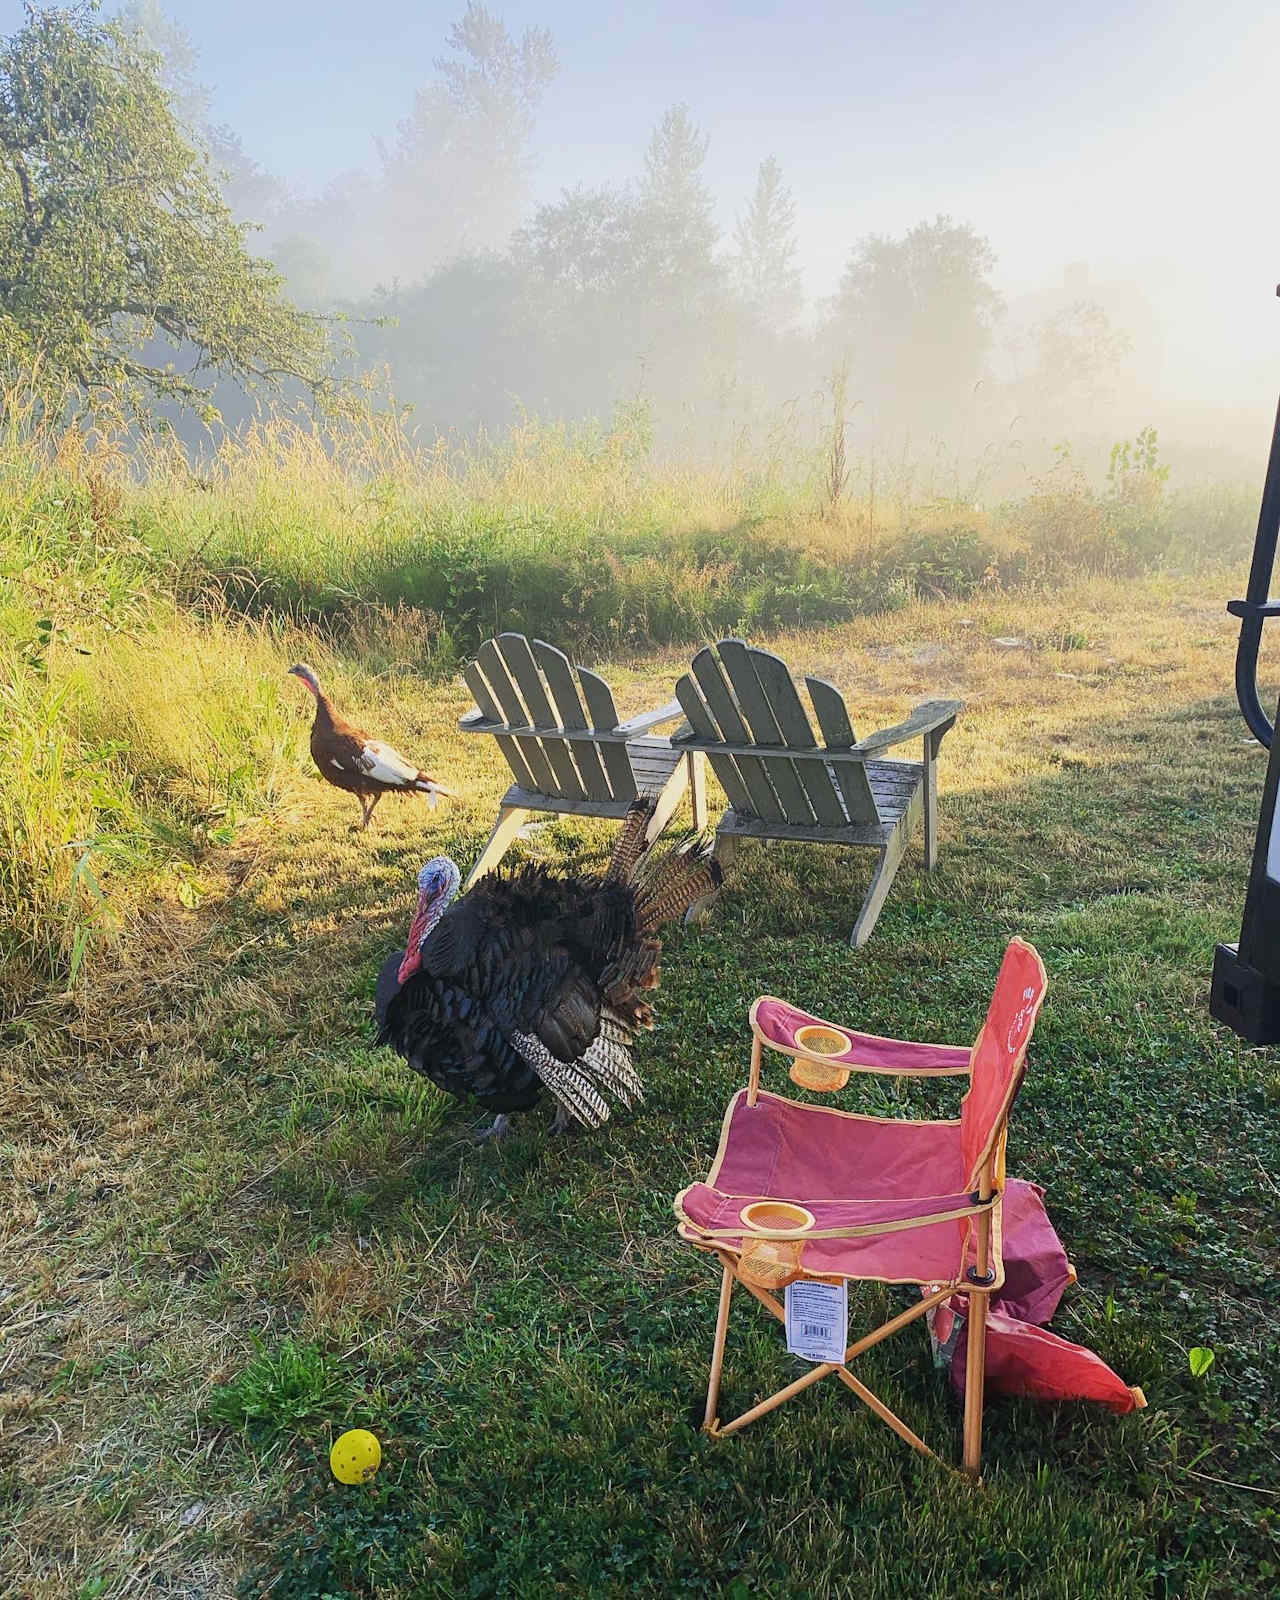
[748,648,848,827]
[716,641,817,824]
[674,667,758,817]
[578,668,636,801]
[473,637,560,795]
[687,646,785,820]
[470,633,636,803]
[676,643,884,829]
[806,674,878,825]
[464,657,538,792]
[497,633,587,800]
[533,639,614,801]
[806,675,857,747]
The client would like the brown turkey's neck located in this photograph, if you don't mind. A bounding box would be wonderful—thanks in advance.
[310,691,337,731]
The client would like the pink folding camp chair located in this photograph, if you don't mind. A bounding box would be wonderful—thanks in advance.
[675,938,1143,1479]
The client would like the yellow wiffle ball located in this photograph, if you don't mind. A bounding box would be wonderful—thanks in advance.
[329,1428,381,1484]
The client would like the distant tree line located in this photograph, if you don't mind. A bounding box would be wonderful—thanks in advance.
[0,2,1131,452]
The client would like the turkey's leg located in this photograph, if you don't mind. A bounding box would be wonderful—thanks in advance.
[360,793,382,832]
[475,1113,512,1141]
[549,1103,576,1135]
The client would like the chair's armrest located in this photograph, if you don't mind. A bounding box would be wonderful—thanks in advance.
[854,699,963,757]
[615,698,685,737]
[677,1183,993,1244]
[459,707,513,734]
[750,996,971,1078]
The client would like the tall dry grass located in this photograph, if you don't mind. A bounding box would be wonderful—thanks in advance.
[0,381,1258,1003]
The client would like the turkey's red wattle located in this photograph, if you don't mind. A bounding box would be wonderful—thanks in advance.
[398,895,431,984]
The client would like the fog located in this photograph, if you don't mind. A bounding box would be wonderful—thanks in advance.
[86,0,1280,479]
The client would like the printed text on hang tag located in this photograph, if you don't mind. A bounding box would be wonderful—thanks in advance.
[784,1279,848,1364]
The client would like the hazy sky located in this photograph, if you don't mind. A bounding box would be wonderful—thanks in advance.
[7,1,1280,438]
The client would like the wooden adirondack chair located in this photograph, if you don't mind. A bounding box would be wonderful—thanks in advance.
[459,633,707,888]
[672,639,962,946]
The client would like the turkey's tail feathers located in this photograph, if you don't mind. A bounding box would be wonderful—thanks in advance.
[510,1017,644,1131]
[604,796,657,884]
[632,830,723,936]
[598,815,721,1024]
[411,774,455,808]
[605,798,722,930]
[600,941,660,1031]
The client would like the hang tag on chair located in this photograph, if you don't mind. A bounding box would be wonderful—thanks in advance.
[785,1279,848,1364]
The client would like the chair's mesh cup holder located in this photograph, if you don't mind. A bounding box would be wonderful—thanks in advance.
[788,1025,853,1092]
[738,1201,815,1289]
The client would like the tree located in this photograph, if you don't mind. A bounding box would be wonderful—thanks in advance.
[115,0,208,130]
[508,108,740,443]
[357,255,545,433]
[829,215,1003,431]
[1009,298,1131,429]
[0,6,329,418]
[117,1,287,226]
[733,156,802,327]
[378,3,556,279]
[634,104,720,304]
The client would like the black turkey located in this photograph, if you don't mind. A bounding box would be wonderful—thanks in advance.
[375,799,722,1136]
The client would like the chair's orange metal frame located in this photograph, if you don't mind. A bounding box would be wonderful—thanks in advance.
[676,939,1057,1481]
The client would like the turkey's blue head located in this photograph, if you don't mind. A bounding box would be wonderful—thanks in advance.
[287,662,322,698]
[396,856,462,984]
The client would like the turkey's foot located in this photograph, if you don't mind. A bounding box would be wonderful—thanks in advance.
[474,1113,512,1141]
[548,1104,579,1135]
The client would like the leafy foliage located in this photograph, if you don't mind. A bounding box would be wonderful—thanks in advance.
[207,1337,358,1443]
[1189,1347,1216,1380]
[734,156,802,328]
[0,5,328,419]
[830,215,1004,432]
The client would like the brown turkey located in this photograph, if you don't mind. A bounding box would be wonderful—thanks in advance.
[288,663,454,830]
[374,799,722,1136]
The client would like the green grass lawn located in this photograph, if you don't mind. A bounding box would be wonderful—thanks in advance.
[3,576,1279,1597]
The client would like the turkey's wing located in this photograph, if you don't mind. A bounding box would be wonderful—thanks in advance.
[421,890,603,1065]
[383,973,541,1109]
[488,937,603,1065]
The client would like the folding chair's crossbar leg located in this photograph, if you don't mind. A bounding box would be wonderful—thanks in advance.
[843,1284,954,1364]
[832,1365,939,1460]
[733,1269,952,1360]
[707,1265,957,1450]
[713,1360,838,1437]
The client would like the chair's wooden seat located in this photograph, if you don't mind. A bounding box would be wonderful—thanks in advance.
[497,739,685,819]
[719,759,923,847]
[671,638,962,945]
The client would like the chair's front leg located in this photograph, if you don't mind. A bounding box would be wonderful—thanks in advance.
[851,814,911,948]
[465,805,530,890]
[703,1259,735,1432]
[962,1285,989,1479]
[923,727,948,871]
[689,750,708,832]
[963,1176,995,1480]
[645,757,689,843]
